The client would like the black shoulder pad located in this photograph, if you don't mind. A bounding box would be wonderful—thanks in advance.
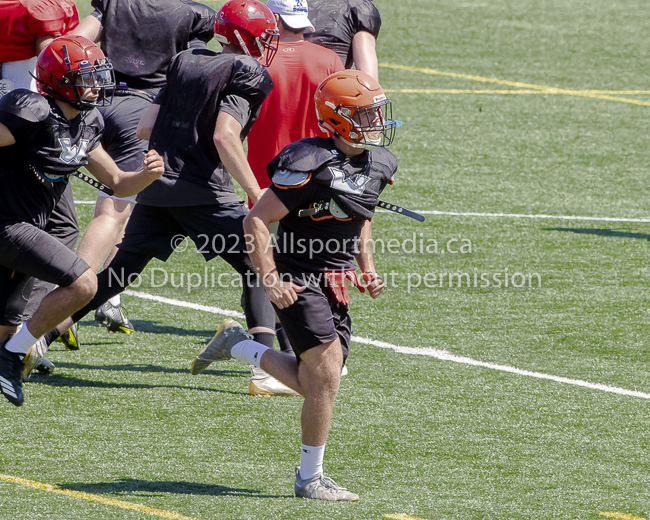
[230,56,273,99]
[0,90,50,123]
[267,137,338,179]
[368,147,398,184]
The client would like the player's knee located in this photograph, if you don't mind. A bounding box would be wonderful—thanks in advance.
[71,269,98,304]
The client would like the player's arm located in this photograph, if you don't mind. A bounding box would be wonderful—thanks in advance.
[0,123,16,147]
[85,144,164,197]
[355,219,384,298]
[243,190,304,309]
[136,103,161,141]
[69,15,103,42]
[213,110,264,205]
[351,31,378,80]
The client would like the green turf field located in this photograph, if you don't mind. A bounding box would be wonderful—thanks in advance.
[1,0,650,519]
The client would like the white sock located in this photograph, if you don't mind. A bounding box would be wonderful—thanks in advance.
[231,340,269,367]
[300,444,325,480]
[108,294,121,306]
[5,325,38,354]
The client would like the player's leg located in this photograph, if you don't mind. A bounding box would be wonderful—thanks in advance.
[0,223,96,406]
[82,92,151,332]
[22,185,81,354]
[76,194,136,333]
[45,204,180,345]
[22,184,79,320]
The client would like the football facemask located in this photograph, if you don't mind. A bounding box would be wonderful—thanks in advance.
[333,98,401,149]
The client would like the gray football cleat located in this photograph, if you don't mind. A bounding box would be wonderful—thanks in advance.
[34,356,56,375]
[294,467,359,502]
[95,301,134,334]
[249,366,300,396]
[190,318,249,375]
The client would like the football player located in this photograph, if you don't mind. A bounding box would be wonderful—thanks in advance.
[305,0,381,80]
[245,0,343,396]
[69,0,216,335]
[0,35,164,407]
[45,0,279,367]
[0,0,83,357]
[191,70,399,501]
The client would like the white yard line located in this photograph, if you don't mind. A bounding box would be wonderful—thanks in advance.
[124,289,650,401]
[76,201,650,223]
[375,209,650,223]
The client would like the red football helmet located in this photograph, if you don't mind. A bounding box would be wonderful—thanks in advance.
[214,0,279,66]
[36,35,115,111]
[314,70,400,150]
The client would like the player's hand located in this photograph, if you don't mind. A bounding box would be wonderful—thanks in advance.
[263,273,305,309]
[142,150,164,180]
[363,271,384,299]
[249,187,267,206]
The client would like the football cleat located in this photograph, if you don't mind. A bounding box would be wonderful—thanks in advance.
[190,319,249,375]
[34,356,56,375]
[294,467,359,502]
[0,340,24,407]
[95,301,135,334]
[22,337,48,382]
[249,365,300,396]
[57,322,80,350]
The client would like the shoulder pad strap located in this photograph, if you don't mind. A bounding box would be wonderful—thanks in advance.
[272,170,311,189]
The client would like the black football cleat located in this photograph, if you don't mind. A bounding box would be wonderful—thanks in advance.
[0,340,24,407]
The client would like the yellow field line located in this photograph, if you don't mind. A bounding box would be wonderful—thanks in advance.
[379,63,650,106]
[0,474,205,520]
[600,513,648,520]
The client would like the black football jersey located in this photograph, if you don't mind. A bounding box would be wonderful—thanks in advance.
[91,0,216,88]
[268,137,396,272]
[136,50,273,207]
[305,0,381,69]
[0,90,103,228]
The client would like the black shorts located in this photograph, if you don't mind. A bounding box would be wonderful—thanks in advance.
[0,221,90,326]
[118,202,249,262]
[273,265,352,361]
[22,184,80,321]
[99,92,152,171]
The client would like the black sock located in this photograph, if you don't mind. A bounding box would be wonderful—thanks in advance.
[275,323,294,354]
[253,331,275,349]
[44,328,60,347]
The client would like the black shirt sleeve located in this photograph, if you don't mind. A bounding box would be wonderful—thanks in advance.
[0,91,49,143]
[90,0,106,22]
[351,0,382,39]
[219,94,252,131]
[186,0,216,45]
[222,57,273,135]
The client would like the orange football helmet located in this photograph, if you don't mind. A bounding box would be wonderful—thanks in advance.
[314,70,400,149]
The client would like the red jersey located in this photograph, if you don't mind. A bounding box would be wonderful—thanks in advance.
[247,39,343,197]
[0,0,79,61]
